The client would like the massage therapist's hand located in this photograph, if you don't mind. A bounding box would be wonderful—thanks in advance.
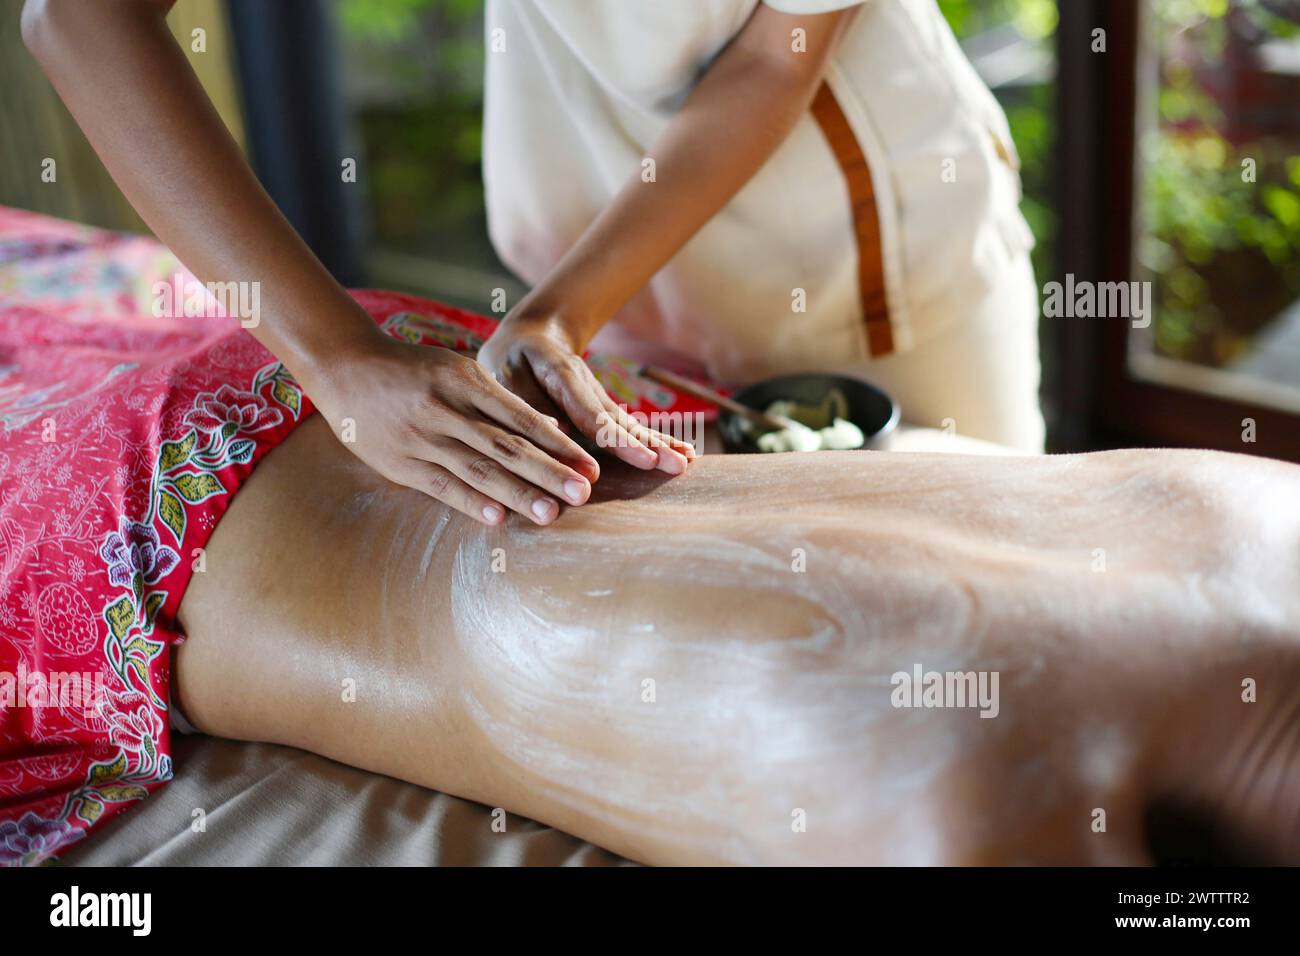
[306,333,601,526]
[478,312,695,474]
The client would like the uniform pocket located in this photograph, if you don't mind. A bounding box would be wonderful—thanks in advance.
[999,207,1036,258]
[984,124,1036,260]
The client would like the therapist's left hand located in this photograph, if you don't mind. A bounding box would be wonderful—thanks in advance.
[478,312,695,475]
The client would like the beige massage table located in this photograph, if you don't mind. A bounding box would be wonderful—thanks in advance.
[57,734,629,866]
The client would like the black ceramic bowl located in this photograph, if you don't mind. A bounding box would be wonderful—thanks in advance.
[718,373,900,454]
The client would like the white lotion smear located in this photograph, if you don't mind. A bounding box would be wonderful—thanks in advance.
[187,414,1300,865]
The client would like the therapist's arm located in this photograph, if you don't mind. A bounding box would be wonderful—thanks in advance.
[478,5,857,435]
[21,0,609,526]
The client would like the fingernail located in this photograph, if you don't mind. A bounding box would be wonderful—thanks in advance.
[637,447,659,468]
[657,450,686,475]
[482,504,504,524]
[563,478,588,504]
[531,499,558,522]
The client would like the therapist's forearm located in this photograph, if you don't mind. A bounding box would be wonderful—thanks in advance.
[20,0,381,390]
[514,7,855,349]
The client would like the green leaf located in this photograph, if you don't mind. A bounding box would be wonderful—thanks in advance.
[90,752,128,785]
[98,785,149,803]
[158,430,196,472]
[1262,185,1300,230]
[129,634,164,658]
[104,596,135,641]
[171,472,224,503]
[76,795,104,823]
[126,657,150,688]
[143,592,166,629]
[271,379,302,418]
[126,634,164,658]
[158,488,186,543]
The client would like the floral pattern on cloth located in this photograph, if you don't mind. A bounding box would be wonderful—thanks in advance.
[0,206,717,865]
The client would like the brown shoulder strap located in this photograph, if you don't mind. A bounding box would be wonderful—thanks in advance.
[811,82,894,357]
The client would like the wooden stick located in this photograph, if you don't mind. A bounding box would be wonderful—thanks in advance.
[640,366,793,433]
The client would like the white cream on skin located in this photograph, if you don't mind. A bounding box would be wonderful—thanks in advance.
[180,415,1300,865]
[439,450,1300,862]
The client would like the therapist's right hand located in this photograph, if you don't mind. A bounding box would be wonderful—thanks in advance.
[308,333,601,526]
[477,312,695,474]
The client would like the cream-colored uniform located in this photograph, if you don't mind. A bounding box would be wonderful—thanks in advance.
[483,0,1045,451]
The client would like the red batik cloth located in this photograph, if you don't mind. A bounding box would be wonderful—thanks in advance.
[0,206,715,865]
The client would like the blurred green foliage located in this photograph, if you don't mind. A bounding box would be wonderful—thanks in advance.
[339,0,477,41]
[938,0,1059,40]
[337,0,493,268]
[1141,0,1300,367]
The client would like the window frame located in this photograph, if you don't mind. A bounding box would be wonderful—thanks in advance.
[1056,0,1300,461]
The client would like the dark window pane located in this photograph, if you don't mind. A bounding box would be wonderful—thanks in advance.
[333,0,520,308]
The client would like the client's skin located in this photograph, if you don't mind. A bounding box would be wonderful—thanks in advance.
[175,418,1300,865]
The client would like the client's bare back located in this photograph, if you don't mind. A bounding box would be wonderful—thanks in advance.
[176,416,1300,864]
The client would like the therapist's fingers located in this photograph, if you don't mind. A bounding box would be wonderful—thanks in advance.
[454,417,593,509]
[403,459,506,526]
[627,413,698,462]
[627,418,695,474]
[596,391,691,475]
[465,367,601,483]
[428,435,567,526]
[497,358,567,427]
[533,353,660,469]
